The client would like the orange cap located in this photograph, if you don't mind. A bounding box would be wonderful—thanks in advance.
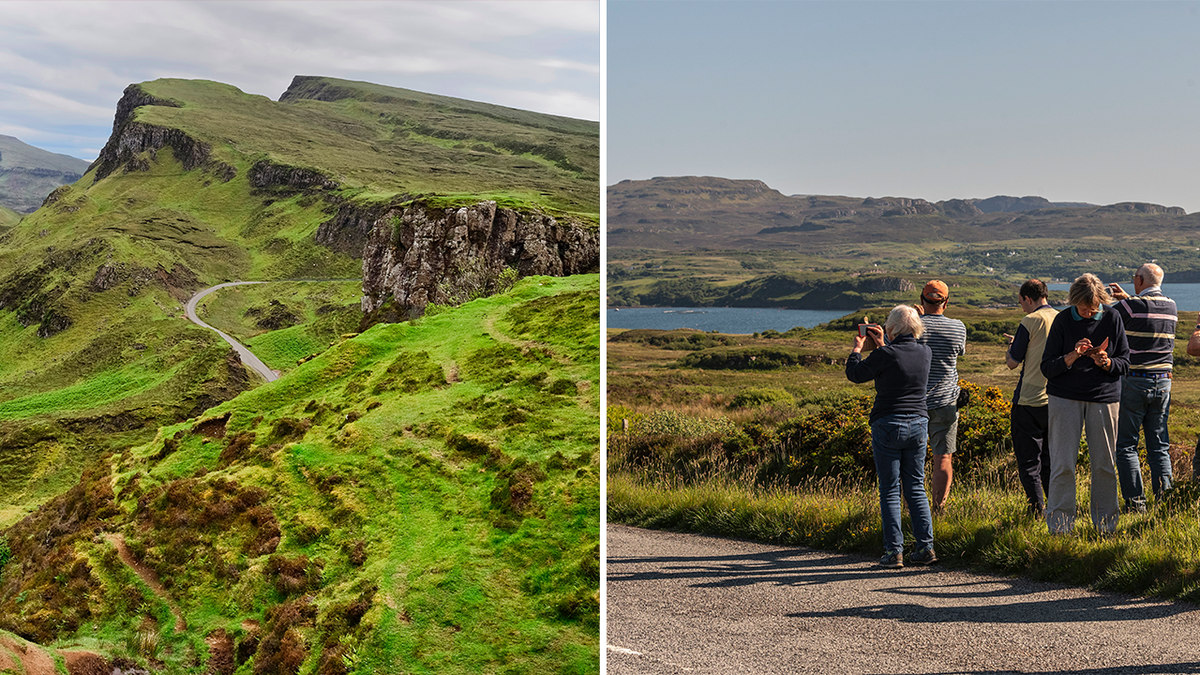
[922,280,949,302]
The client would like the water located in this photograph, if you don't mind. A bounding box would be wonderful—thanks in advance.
[606,307,850,334]
[1048,282,1200,312]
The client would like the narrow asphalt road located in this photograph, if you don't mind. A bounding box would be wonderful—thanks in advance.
[185,281,278,382]
[606,524,1200,675]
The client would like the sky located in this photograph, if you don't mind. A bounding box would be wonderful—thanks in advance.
[0,0,599,162]
[609,1,1200,214]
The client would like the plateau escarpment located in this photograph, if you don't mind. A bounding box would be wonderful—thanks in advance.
[358,200,599,317]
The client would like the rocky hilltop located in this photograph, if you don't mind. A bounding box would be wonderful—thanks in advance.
[609,176,1195,251]
[0,135,90,213]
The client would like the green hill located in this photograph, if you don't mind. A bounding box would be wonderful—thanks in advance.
[0,275,600,673]
[0,77,598,521]
[0,76,600,671]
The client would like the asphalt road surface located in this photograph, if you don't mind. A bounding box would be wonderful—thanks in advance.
[606,524,1200,675]
[185,281,278,382]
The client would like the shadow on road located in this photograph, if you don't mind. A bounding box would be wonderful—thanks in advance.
[610,547,1200,626]
[863,665,1200,675]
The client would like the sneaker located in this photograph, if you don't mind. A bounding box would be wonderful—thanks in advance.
[908,546,938,566]
[878,550,903,568]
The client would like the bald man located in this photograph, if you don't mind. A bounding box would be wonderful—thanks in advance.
[1108,263,1177,512]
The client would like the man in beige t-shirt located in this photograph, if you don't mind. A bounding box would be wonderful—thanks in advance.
[1004,279,1060,516]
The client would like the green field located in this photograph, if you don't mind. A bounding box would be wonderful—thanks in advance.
[1,275,600,673]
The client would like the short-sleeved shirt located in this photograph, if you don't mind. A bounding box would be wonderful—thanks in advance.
[918,314,967,410]
[1009,304,1058,407]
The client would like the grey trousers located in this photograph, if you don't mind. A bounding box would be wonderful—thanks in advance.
[1046,395,1120,534]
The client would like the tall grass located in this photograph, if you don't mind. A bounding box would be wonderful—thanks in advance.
[608,399,1200,601]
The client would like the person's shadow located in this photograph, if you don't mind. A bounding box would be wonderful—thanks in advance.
[609,542,1200,674]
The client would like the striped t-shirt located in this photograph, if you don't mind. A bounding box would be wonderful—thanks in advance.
[1111,288,1177,373]
[918,313,967,409]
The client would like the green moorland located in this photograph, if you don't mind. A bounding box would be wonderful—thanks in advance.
[0,274,600,673]
[607,308,1200,600]
[0,76,598,533]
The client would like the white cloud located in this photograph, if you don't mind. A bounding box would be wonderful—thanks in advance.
[0,0,599,150]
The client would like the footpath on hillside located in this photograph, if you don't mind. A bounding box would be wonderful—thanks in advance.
[606,524,1200,675]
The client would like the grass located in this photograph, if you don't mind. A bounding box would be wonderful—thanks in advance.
[136,77,598,220]
[608,466,1200,600]
[0,274,600,674]
[194,279,364,372]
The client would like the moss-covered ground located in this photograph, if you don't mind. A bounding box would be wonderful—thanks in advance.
[0,274,600,674]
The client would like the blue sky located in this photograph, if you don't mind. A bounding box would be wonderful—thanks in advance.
[608,1,1200,213]
[0,1,599,162]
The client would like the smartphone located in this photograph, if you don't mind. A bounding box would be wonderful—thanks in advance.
[858,323,881,337]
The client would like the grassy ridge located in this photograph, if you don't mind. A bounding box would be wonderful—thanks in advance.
[137,77,599,220]
[0,275,600,673]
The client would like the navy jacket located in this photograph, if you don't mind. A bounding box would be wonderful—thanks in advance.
[846,334,932,423]
[1040,306,1130,403]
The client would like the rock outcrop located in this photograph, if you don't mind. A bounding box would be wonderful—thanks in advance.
[862,197,938,216]
[90,85,235,183]
[358,201,599,315]
[1096,202,1186,216]
[973,195,1053,213]
[940,199,984,219]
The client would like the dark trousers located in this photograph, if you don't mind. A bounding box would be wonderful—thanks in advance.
[1012,403,1050,514]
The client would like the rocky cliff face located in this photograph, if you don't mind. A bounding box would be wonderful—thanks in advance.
[90,85,235,183]
[357,201,599,316]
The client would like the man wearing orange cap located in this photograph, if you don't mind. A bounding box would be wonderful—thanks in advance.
[916,280,967,513]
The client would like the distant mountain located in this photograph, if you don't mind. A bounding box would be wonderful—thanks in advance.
[0,135,91,213]
[608,176,1192,250]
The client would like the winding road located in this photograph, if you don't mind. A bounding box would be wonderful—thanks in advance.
[607,524,1200,675]
[185,281,278,382]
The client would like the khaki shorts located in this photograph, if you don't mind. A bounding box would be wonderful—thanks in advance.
[928,404,959,455]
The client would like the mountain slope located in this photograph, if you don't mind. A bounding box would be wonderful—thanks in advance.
[608,176,1197,251]
[0,77,598,522]
[0,135,91,214]
[0,275,600,673]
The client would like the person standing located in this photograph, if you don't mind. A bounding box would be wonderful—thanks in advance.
[846,305,937,568]
[1041,273,1130,535]
[1108,263,1177,512]
[916,280,967,514]
[1004,279,1058,517]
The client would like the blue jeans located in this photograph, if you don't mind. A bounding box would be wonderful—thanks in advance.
[871,414,933,553]
[1115,376,1172,508]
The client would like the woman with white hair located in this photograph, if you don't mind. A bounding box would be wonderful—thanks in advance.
[846,304,937,568]
[1040,273,1130,534]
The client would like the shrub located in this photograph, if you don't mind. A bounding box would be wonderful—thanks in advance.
[0,536,11,570]
[729,388,794,409]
